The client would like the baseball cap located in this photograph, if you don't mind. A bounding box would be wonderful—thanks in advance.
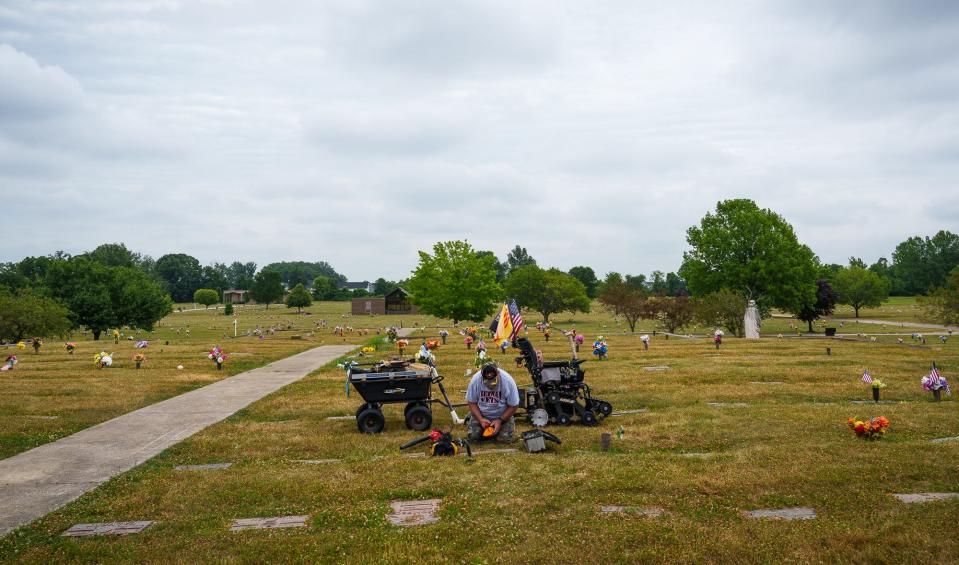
[481,363,499,388]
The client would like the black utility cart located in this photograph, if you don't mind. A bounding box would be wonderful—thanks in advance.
[347,359,458,434]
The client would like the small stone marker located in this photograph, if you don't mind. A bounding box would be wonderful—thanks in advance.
[931,436,959,444]
[893,493,959,503]
[25,415,60,420]
[325,415,355,421]
[611,408,648,416]
[678,452,714,459]
[600,432,611,451]
[174,463,232,471]
[230,515,309,532]
[744,507,816,520]
[472,448,518,456]
[386,499,441,526]
[62,521,154,537]
[644,366,670,372]
[851,400,899,405]
[291,459,340,465]
[708,402,749,408]
[600,505,664,517]
[749,381,784,385]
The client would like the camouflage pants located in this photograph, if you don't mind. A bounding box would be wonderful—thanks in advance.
[465,414,516,443]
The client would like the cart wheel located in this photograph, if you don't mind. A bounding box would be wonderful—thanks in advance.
[405,405,432,431]
[545,391,561,404]
[355,403,371,418]
[581,410,598,426]
[356,407,385,434]
[556,411,572,426]
[595,400,613,417]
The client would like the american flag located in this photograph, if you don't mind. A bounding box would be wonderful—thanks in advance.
[932,363,950,395]
[861,369,873,384]
[507,299,524,341]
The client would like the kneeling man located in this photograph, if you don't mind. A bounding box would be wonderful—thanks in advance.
[465,362,520,443]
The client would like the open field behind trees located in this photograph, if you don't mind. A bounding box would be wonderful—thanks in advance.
[1,300,958,562]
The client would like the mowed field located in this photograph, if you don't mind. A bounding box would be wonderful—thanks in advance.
[1,300,958,563]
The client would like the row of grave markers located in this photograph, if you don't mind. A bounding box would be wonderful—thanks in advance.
[62,491,959,537]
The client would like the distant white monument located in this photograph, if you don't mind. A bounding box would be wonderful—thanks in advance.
[744,300,761,339]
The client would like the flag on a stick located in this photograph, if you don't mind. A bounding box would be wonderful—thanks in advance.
[861,369,873,384]
[507,299,524,341]
[492,302,513,346]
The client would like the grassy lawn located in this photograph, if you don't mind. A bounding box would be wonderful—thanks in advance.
[830,296,926,323]
[1,304,957,563]
[0,302,442,460]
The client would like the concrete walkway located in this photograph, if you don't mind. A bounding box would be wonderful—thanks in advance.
[830,318,957,331]
[0,344,354,537]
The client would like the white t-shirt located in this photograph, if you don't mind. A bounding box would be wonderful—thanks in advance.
[465,369,520,420]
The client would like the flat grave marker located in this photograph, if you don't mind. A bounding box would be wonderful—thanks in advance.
[291,459,340,465]
[174,463,232,471]
[62,521,154,537]
[386,499,441,526]
[644,366,670,372]
[851,400,901,405]
[930,436,959,444]
[749,381,784,385]
[325,415,355,421]
[600,505,664,517]
[677,452,715,459]
[708,402,749,408]
[24,415,60,420]
[230,515,309,532]
[744,507,816,520]
[892,493,959,503]
[611,408,649,416]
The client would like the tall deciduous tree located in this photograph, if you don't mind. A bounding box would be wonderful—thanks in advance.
[475,251,507,282]
[919,266,959,325]
[679,199,817,313]
[568,266,599,298]
[503,266,590,323]
[832,266,890,318]
[311,276,337,300]
[506,245,536,273]
[0,289,72,342]
[891,230,959,295]
[793,279,839,332]
[407,240,502,324]
[694,289,747,337]
[598,282,649,333]
[649,295,695,333]
[250,270,284,308]
[155,253,203,303]
[44,258,171,340]
[285,283,313,313]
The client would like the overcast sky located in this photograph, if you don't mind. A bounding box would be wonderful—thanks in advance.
[2,1,958,280]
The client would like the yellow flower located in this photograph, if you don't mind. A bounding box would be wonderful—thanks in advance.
[17,341,25,350]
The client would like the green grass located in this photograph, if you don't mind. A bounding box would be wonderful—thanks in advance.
[2,302,958,563]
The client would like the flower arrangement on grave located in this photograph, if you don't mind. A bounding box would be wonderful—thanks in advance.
[416,343,435,364]
[132,352,146,369]
[921,364,950,401]
[396,339,409,356]
[386,327,398,342]
[425,340,440,350]
[640,334,650,350]
[465,327,478,340]
[65,342,77,354]
[0,355,17,372]
[464,335,474,349]
[17,341,25,350]
[112,329,121,343]
[361,346,375,355]
[592,336,608,360]
[438,329,449,344]
[476,338,486,353]
[473,348,488,368]
[134,340,148,349]
[544,328,551,342]
[847,416,889,440]
[93,352,113,368]
[208,346,227,370]
[32,337,42,353]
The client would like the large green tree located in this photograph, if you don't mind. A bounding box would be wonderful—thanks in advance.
[597,282,650,333]
[568,266,599,298]
[833,265,890,318]
[285,283,313,313]
[155,253,203,303]
[311,276,337,300]
[792,278,839,332]
[44,258,171,340]
[693,289,747,337]
[506,245,536,274]
[679,199,817,313]
[260,261,344,288]
[226,261,257,289]
[504,266,590,323]
[250,270,285,308]
[0,289,72,342]
[475,251,507,282]
[891,230,959,295]
[85,243,140,268]
[407,240,502,324]
[919,266,959,325]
